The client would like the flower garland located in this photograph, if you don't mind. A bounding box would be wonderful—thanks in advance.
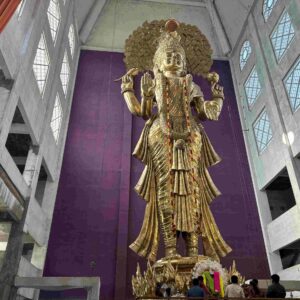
[192,258,229,285]
[165,80,176,234]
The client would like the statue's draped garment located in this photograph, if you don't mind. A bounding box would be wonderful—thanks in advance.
[130,74,231,261]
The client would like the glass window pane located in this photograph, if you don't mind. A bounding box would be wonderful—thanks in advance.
[244,66,262,108]
[240,40,252,70]
[50,94,63,143]
[60,51,70,96]
[263,0,278,21]
[253,110,273,153]
[33,33,50,95]
[271,11,295,61]
[284,57,300,112]
[47,0,61,43]
[68,24,75,57]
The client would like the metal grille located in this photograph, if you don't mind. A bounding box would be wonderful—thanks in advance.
[253,110,273,153]
[244,66,261,108]
[240,40,252,70]
[271,11,295,61]
[60,51,70,96]
[284,57,300,112]
[33,33,50,95]
[47,0,60,43]
[50,94,63,143]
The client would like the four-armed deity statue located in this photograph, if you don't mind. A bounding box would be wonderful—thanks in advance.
[118,19,238,297]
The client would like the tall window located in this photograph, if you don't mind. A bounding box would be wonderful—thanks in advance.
[50,94,63,143]
[253,110,273,153]
[47,0,60,43]
[263,0,278,21]
[240,40,252,70]
[60,51,70,96]
[33,33,50,95]
[244,66,262,108]
[284,57,300,113]
[271,11,295,61]
[68,24,75,57]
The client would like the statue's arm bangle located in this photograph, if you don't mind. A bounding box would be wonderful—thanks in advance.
[142,94,154,100]
[213,95,224,100]
[121,88,134,95]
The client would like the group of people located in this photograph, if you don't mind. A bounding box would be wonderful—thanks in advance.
[227,274,286,299]
[187,274,286,298]
[156,274,287,298]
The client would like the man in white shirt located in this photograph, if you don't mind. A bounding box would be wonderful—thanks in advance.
[225,275,245,298]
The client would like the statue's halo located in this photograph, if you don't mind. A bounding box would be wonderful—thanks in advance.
[124,19,213,78]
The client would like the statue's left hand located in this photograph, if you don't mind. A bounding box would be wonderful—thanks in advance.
[211,83,224,100]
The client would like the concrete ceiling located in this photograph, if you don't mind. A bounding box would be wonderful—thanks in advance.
[74,0,255,57]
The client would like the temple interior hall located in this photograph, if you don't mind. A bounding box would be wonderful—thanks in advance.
[0,0,300,299]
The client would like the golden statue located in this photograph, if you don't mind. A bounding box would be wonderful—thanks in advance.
[119,20,232,263]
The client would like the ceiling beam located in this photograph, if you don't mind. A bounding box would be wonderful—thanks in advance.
[10,124,30,135]
[79,0,107,44]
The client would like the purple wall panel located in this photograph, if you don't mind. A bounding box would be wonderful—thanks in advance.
[44,51,269,300]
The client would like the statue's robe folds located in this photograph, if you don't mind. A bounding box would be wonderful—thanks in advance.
[129,76,232,261]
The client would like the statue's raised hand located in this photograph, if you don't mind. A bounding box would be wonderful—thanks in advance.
[141,72,155,97]
[207,72,224,100]
[121,74,134,92]
[211,83,224,100]
[120,68,139,94]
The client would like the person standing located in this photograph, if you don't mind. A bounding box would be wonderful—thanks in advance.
[225,275,245,298]
[188,278,205,298]
[198,276,211,296]
[266,274,286,298]
[247,279,261,298]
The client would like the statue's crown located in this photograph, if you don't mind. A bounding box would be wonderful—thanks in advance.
[153,20,186,68]
[157,31,183,51]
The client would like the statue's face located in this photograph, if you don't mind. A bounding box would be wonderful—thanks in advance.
[161,49,184,73]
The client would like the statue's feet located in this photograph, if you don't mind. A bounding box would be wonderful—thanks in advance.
[187,246,199,257]
[161,253,182,261]
[163,247,181,260]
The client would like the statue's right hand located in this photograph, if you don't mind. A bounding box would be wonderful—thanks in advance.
[141,72,155,97]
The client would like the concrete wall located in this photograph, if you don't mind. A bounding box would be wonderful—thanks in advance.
[0,0,80,298]
[229,0,300,279]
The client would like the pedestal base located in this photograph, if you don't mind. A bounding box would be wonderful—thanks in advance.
[132,256,244,298]
[154,255,210,293]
